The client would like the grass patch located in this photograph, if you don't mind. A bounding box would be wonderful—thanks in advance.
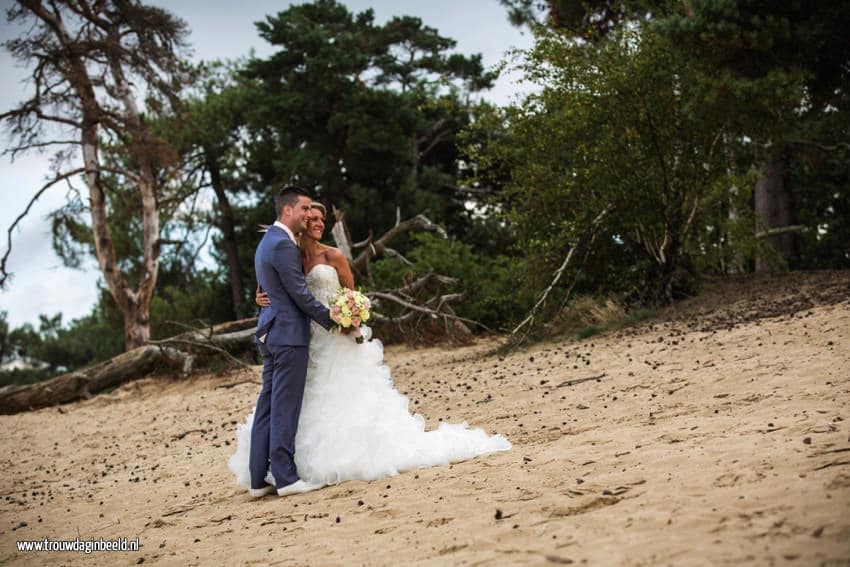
[490,297,659,355]
[575,324,605,339]
[573,307,657,339]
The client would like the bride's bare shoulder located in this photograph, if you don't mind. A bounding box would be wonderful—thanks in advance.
[323,246,345,261]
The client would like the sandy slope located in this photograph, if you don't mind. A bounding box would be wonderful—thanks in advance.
[1,271,848,566]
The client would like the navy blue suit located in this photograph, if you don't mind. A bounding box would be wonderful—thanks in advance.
[250,225,332,489]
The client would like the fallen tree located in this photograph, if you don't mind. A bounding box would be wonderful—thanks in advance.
[0,318,258,415]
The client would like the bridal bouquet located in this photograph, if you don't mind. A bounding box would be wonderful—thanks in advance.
[329,288,372,343]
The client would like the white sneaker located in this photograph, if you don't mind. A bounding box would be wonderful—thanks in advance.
[277,479,322,497]
[248,485,276,498]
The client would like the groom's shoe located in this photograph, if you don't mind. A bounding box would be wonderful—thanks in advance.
[277,479,321,497]
[248,485,276,498]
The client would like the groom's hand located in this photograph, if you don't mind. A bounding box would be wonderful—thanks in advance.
[255,286,271,307]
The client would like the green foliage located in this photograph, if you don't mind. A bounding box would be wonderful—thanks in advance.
[654,1,850,270]
[468,26,742,303]
[150,270,238,339]
[240,0,495,238]
[0,297,125,386]
[0,311,9,364]
[790,141,850,269]
[499,0,658,34]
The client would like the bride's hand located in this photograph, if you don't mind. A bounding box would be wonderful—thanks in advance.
[255,285,271,308]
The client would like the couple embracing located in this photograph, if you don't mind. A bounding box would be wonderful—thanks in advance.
[228,186,511,498]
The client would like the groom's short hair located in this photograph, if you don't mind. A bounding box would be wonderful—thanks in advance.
[275,185,311,217]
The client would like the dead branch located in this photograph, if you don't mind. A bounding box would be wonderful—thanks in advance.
[329,206,471,339]
[755,225,805,238]
[398,270,458,296]
[787,139,850,152]
[551,374,607,389]
[512,205,612,336]
[1,167,86,288]
[370,291,490,331]
[148,337,249,369]
[369,311,418,325]
[351,208,447,272]
[381,247,414,266]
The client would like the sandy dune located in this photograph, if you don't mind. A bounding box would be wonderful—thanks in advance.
[1,271,848,565]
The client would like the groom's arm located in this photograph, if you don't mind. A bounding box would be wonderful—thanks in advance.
[272,241,333,330]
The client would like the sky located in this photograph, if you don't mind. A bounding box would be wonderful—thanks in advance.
[0,0,534,329]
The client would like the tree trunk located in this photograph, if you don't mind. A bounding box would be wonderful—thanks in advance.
[755,146,797,272]
[106,27,161,349]
[123,299,151,352]
[206,153,245,317]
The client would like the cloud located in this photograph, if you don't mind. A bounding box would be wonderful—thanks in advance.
[0,200,99,328]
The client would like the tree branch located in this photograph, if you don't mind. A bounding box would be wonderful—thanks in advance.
[1,167,86,288]
[2,140,82,160]
[787,139,850,152]
[351,209,447,272]
[370,291,490,331]
[394,269,458,296]
[511,205,612,336]
[755,225,805,238]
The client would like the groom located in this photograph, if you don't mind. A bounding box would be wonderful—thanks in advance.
[249,185,333,497]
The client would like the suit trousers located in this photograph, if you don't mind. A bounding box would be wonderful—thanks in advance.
[249,342,309,489]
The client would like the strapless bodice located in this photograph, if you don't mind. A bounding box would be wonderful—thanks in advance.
[305,263,341,307]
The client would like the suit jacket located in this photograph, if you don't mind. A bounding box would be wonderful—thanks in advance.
[254,225,332,346]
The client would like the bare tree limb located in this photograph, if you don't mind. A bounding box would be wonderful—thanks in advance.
[2,139,82,159]
[512,205,612,336]
[1,167,86,288]
[381,247,414,266]
[395,269,458,296]
[351,232,373,249]
[370,291,490,331]
[351,209,447,272]
[755,225,805,238]
[787,139,850,152]
[147,337,250,369]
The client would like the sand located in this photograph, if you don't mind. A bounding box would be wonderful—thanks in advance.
[1,271,848,565]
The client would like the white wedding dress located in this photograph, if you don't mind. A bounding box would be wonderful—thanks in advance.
[228,264,511,488]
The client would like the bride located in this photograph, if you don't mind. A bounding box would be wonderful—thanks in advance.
[228,203,511,491]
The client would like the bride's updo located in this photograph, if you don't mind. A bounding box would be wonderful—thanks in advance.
[310,202,327,218]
